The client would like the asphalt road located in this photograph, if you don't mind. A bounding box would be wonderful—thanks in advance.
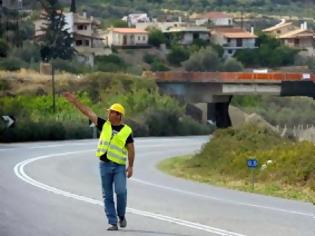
[0,136,314,236]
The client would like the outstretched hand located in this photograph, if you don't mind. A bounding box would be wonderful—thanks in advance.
[63,91,77,103]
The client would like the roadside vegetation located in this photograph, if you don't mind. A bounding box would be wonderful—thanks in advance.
[159,124,315,203]
[232,95,315,128]
[0,71,212,142]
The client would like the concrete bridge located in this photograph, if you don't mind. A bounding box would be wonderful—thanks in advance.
[150,72,315,128]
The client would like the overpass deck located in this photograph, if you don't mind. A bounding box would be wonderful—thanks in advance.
[152,72,315,83]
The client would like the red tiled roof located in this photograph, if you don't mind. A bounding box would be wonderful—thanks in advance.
[211,27,257,38]
[279,29,315,39]
[199,11,231,19]
[111,28,147,34]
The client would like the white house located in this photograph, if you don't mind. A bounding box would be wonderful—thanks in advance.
[135,18,185,31]
[262,19,299,38]
[191,11,233,26]
[210,27,257,57]
[122,13,150,27]
[105,28,149,48]
[34,11,108,66]
[279,23,315,57]
[263,20,315,57]
[163,26,209,45]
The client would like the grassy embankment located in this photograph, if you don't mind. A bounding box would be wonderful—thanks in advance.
[158,124,315,203]
[0,70,211,142]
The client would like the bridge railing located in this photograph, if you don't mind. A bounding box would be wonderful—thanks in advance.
[151,72,315,82]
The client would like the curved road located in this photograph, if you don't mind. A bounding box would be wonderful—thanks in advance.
[0,137,314,236]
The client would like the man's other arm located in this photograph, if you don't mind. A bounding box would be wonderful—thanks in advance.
[126,142,135,178]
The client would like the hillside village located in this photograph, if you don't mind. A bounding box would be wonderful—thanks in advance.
[1,0,315,72]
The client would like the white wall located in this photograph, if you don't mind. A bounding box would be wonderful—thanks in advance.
[64,12,74,33]
[107,31,148,47]
[196,17,233,26]
[212,18,233,26]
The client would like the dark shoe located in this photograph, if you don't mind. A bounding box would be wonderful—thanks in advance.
[107,224,118,231]
[119,217,127,228]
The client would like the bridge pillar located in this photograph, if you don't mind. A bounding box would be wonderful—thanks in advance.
[207,96,232,128]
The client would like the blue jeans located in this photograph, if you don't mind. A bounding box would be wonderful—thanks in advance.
[99,161,127,225]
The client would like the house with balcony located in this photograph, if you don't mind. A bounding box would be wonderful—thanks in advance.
[135,17,186,31]
[163,26,210,45]
[279,26,315,57]
[1,0,23,9]
[210,27,257,57]
[191,11,233,27]
[105,28,149,48]
[262,19,299,38]
[35,11,108,66]
[122,13,150,27]
[263,20,315,57]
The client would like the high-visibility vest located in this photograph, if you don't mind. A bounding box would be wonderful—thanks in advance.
[96,121,132,165]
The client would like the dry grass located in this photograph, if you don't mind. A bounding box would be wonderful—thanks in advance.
[0,69,81,96]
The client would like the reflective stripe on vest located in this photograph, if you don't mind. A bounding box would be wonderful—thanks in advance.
[96,121,132,165]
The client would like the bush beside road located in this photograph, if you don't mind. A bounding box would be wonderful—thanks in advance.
[159,124,315,204]
[0,71,211,142]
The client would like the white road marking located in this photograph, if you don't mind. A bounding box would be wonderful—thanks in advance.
[14,151,246,236]
[132,178,315,219]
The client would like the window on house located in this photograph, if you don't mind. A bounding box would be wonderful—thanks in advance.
[294,38,299,46]
[138,36,141,40]
[236,38,242,47]
[76,40,82,46]
[77,25,87,30]
[228,49,233,54]
[193,33,199,40]
[227,38,231,43]
[143,36,146,41]
[85,40,90,46]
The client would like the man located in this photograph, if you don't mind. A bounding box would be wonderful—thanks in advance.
[63,92,135,231]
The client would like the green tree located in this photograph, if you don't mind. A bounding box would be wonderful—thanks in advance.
[183,47,220,71]
[39,0,75,61]
[235,33,299,67]
[167,45,190,66]
[223,58,244,72]
[0,39,9,57]
[148,28,166,47]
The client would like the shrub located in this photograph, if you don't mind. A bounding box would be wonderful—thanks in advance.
[143,53,157,64]
[167,46,190,66]
[235,33,299,67]
[9,41,41,63]
[0,39,9,57]
[95,54,127,72]
[223,58,244,72]
[148,28,166,47]
[52,58,91,74]
[151,60,169,71]
[183,47,220,71]
[0,57,26,71]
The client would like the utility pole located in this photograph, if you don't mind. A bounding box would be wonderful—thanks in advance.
[51,61,56,113]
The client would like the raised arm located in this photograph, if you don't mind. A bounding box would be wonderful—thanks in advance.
[63,91,98,125]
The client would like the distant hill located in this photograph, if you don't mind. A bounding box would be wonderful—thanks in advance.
[24,0,315,19]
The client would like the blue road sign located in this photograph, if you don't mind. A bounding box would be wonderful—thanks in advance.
[247,159,258,168]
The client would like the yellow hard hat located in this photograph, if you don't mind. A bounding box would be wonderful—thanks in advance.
[107,103,125,116]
